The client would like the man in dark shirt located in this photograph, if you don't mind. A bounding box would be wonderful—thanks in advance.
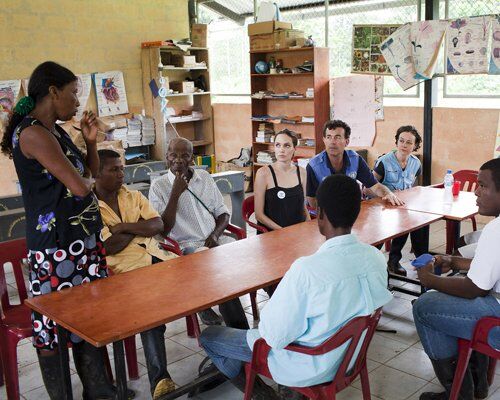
[306,120,404,209]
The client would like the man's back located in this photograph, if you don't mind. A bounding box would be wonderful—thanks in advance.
[247,234,392,387]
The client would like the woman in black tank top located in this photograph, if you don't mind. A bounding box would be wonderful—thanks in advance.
[254,129,309,231]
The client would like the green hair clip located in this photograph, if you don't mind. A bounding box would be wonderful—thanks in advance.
[14,96,35,116]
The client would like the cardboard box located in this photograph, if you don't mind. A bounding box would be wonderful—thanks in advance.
[191,24,207,47]
[250,29,304,51]
[169,81,195,94]
[247,21,292,36]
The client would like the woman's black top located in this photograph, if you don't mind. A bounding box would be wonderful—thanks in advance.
[12,117,102,251]
[262,165,306,229]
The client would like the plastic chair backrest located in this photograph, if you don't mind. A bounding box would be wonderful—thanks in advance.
[470,316,500,359]
[454,170,478,193]
[242,196,269,233]
[0,238,28,313]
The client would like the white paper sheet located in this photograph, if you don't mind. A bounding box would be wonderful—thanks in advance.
[332,75,376,147]
[75,74,92,119]
[93,71,129,117]
[374,76,384,121]
[446,16,491,75]
[380,23,421,90]
[489,15,500,74]
[411,20,448,79]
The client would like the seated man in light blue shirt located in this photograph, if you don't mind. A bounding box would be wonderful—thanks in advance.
[200,174,393,398]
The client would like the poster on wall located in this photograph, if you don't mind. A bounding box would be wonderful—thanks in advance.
[495,112,500,158]
[380,23,421,90]
[332,75,376,147]
[446,16,491,75]
[351,24,400,75]
[374,76,384,120]
[410,20,448,79]
[489,15,500,74]
[75,74,92,119]
[93,71,129,117]
[0,80,22,114]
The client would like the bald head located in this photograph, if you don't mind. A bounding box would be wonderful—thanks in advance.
[166,137,194,174]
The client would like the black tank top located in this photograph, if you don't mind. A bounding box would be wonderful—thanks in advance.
[261,165,306,230]
[12,117,102,251]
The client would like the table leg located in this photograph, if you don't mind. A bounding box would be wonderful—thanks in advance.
[113,340,128,400]
[57,326,73,400]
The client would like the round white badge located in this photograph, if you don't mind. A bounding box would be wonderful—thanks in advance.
[277,190,286,199]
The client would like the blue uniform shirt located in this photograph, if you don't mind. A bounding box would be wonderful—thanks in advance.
[246,234,392,387]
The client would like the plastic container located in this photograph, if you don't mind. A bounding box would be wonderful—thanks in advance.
[444,169,454,205]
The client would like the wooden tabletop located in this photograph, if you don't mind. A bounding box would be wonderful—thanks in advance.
[25,201,440,347]
[380,186,479,221]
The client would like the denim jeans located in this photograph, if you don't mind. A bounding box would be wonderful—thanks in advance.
[200,326,252,379]
[413,291,500,360]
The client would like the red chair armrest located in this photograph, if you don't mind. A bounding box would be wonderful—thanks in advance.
[159,236,183,256]
[225,223,247,240]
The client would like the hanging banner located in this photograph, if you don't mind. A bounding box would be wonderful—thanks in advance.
[446,16,491,75]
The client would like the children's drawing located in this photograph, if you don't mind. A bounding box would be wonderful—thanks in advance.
[446,16,492,75]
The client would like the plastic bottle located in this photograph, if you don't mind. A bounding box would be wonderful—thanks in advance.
[444,169,454,204]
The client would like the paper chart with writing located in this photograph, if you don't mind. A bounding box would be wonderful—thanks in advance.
[446,16,491,75]
[352,25,400,75]
[410,20,447,79]
[374,76,384,120]
[332,75,376,147]
[75,74,92,119]
[489,15,500,74]
[380,23,420,90]
[495,112,500,159]
[0,80,22,114]
[93,71,129,117]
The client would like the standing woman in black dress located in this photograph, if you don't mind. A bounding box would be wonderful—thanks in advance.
[1,62,129,399]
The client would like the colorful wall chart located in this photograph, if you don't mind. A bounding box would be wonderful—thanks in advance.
[332,75,376,147]
[489,15,500,74]
[410,20,448,79]
[352,25,400,75]
[93,71,129,117]
[0,80,21,114]
[446,16,491,75]
[380,23,420,90]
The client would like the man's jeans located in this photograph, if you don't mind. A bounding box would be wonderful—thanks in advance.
[413,291,500,360]
[200,326,252,379]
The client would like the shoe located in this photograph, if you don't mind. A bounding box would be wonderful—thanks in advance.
[153,378,176,399]
[470,351,489,399]
[387,259,407,276]
[37,351,66,399]
[187,357,226,397]
[419,357,473,400]
[198,308,223,325]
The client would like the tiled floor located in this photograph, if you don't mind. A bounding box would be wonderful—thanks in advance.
[2,219,499,400]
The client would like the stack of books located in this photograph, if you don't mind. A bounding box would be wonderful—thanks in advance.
[255,123,274,143]
[301,116,314,123]
[298,138,315,147]
[138,115,155,146]
[256,151,276,164]
[126,118,143,147]
[112,127,128,146]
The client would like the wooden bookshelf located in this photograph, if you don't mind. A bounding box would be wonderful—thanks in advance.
[141,47,214,161]
[250,47,330,177]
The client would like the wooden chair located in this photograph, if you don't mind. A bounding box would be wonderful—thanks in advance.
[450,317,499,400]
[244,308,383,400]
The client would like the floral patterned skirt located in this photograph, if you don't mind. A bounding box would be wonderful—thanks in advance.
[28,232,108,350]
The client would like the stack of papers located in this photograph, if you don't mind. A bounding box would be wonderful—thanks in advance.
[112,127,128,146]
[126,118,143,147]
[256,151,276,164]
[138,115,155,145]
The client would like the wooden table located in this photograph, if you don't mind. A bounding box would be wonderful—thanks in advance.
[382,186,479,253]
[25,202,441,399]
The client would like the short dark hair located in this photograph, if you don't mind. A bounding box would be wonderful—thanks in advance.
[395,125,422,151]
[274,129,298,147]
[317,174,361,228]
[322,120,351,139]
[480,158,500,191]
[97,149,121,171]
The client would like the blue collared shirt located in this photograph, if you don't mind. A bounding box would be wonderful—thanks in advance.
[246,234,392,387]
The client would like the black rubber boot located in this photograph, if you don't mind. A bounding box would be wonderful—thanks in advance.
[140,325,176,399]
[37,351,66,400]
[470,351,489,399]
[72,341,135,400]
[219,298,250,329]
[198,308,223,325]
[387,258,407,276]
[230,370,280,400]
[419,357,474,400]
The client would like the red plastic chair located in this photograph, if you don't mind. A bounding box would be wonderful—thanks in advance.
[160,223,260,322]
[244,308,383,400]
[449,317,499,400]
[434,170,479,254]
[242,196,269,234]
